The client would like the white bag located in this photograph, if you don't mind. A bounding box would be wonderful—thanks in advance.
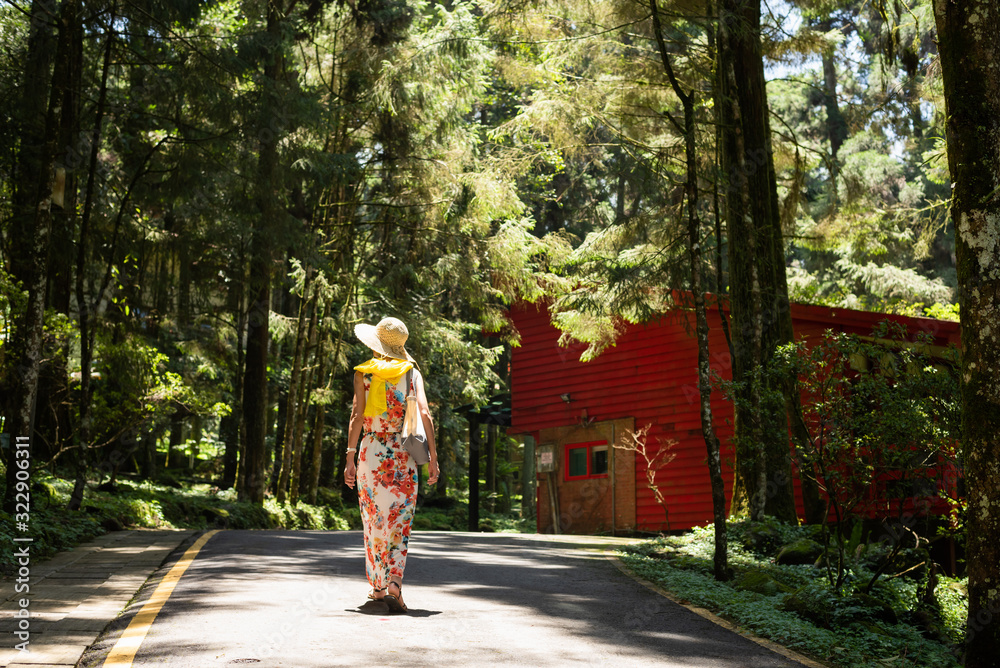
[401,370,430,465]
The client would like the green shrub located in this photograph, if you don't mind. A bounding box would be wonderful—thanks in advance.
[619,520,965,668]
[771,324,962,591]
[934,578,968,644]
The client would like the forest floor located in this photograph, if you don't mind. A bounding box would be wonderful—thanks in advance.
[617,520,968,668]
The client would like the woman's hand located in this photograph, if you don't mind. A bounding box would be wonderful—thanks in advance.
[344,371,364,490]
[345,460,357,489]
[427,459,440,485]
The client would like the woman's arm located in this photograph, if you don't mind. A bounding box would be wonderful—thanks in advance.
[344,371,365,489]
[415,370,439,484]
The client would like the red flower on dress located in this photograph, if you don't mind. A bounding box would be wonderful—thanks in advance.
[359,485,374,509]
[396,472,416,498]
[386,399,405,424]
[374,460,395,489]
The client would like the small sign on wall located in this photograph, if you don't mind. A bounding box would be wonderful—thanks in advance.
[536,443,556,473]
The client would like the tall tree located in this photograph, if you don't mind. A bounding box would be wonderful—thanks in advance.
[2,0,72,512]
[933,1,1000,665]
[716,0,797,521]
[68,0,116,510]
[277,268,312,503]
[650,0,729,580]
[240,0,288,504]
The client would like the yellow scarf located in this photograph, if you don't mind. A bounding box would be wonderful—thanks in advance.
[355,357,413,417]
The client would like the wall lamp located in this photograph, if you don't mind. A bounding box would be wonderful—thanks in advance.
[560,393,572,403]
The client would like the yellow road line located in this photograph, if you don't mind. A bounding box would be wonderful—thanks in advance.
[103,530,220,667]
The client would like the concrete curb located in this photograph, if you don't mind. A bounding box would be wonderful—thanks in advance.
[0,529,197,668]
[605,551,833,668]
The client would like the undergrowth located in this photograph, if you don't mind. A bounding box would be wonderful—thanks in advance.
[0,474,357,574]
[619,520,966,668]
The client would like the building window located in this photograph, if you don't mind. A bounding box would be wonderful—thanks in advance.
[565,441,609,480]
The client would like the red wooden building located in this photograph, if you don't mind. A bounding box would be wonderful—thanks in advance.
[508,298,961,535]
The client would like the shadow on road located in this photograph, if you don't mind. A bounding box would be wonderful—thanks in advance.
[348,599,442,617]
[89,530,805,667]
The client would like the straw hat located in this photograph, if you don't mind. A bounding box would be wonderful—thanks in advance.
[354,317,416,363]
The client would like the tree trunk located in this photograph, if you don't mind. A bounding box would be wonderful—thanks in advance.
[240,251,271,504]
[269,392,287,494]
[305,403,326,505]
[521,433,535,521]
[44,7,82,467]
[707,5,734,357]
[188,416,202,471]
[266,273,291,495]
[486,423,496,512]
[69,2,115,511]
[436,412,448,496]
[717,0,796,522]
[502,442,513,514]
[300,403,316,496]
[819,37,847,209]
[139,428,157,480]
[167,413,185,469]
[9,0,55,285]
[221,256,246,489]
[278,272,312,503]
[290,292,319,505]
[651,0,729,579]
[1,0,69,513]
[933,3,1000,665]
[177,221,192,327]
[152,244,167,329]
[821,42,848,160]
[304,302,332,504]
[468,416,481,531]
[239,0,286,505]
[789,393,824,524]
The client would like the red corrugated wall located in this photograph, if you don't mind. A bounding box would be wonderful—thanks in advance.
[509,298,961,532]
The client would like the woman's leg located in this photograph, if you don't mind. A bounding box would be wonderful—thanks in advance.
[357,432,390,591]
[384,456,414,612]
[384,445,417,582]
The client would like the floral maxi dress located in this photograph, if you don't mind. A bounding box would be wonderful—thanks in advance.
[357,370,419,590]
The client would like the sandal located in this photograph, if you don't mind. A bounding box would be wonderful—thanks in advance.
[383,581,407,613]
[367,587,386,601]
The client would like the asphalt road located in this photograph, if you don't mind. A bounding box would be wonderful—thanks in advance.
[81,531,807,668]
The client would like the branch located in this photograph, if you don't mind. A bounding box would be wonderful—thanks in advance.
[93,136,170,313]
[649,0,691,107]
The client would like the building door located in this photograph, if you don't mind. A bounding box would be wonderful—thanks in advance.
[536,418,635,534]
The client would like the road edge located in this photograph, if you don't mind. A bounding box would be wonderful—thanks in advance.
[75,530,210,668]
[604,551,833,668]
[102,530,221,667]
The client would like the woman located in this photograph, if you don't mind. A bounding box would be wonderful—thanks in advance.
[344,317,439,613]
